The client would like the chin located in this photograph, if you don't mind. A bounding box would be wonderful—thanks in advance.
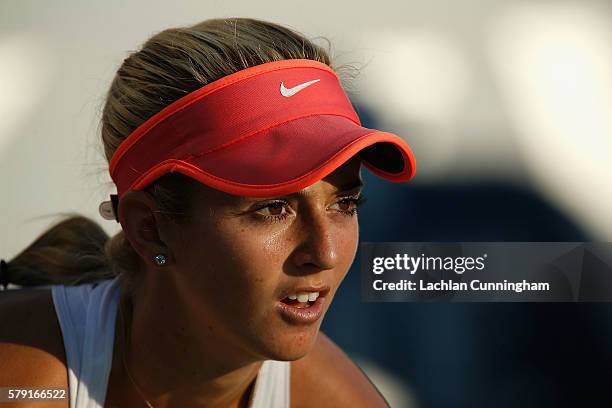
[258,324,321,361]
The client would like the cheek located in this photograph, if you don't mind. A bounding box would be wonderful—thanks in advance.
[182,224,286,303]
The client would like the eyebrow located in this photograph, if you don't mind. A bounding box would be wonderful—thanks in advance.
[288,178,364,198]
[238,179,364,205]
[336,179,364,192]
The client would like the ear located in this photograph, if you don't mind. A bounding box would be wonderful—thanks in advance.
[117,190,174,267]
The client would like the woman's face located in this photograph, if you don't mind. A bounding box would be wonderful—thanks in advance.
[161,156,363,362]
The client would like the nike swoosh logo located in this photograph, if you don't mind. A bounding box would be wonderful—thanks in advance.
[280,79,321,97]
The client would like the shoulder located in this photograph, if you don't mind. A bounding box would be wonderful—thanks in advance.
[290,332,389,408]
[0,289,69,394]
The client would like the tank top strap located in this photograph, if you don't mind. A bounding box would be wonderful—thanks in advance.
[249,359,291,408]
[51,278,121,408]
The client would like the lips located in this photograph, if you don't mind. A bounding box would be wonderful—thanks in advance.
[276,285,330,325]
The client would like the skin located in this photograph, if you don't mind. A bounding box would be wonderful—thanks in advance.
[107,154,379,407]
[0,155,389,407]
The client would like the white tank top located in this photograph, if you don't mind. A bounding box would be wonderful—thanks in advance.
[51,277,290,408]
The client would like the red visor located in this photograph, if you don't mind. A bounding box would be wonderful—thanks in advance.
[108,59,416,200]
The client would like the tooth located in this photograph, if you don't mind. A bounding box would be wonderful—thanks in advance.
[308,292,319,302]
[297,293,309,303]
[288,294,297,300]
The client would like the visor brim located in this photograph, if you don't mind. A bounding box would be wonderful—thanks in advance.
[134,115,416,197]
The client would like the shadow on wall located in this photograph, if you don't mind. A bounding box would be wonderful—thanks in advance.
[322,105,612,408]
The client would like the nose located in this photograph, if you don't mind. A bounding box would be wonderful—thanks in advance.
[291,210,339,271]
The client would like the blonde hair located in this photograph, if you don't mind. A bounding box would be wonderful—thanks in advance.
[3,17,358,293]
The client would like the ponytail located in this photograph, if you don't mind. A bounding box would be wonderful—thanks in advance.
[1,215,116,289]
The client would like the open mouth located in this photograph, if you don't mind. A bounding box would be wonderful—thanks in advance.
[276,287,330,324]
[280,292,320,309]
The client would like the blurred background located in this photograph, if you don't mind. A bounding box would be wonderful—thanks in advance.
[1,1,611,407]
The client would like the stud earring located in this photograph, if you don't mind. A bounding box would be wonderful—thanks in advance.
[154,254,167,266]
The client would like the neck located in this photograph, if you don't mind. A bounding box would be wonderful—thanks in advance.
[109,284,263,408]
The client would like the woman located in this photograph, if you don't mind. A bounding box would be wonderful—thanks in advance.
[0,17,415,407]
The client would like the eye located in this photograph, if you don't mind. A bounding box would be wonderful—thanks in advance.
[330,195,366,217]
[254,200,290,223]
